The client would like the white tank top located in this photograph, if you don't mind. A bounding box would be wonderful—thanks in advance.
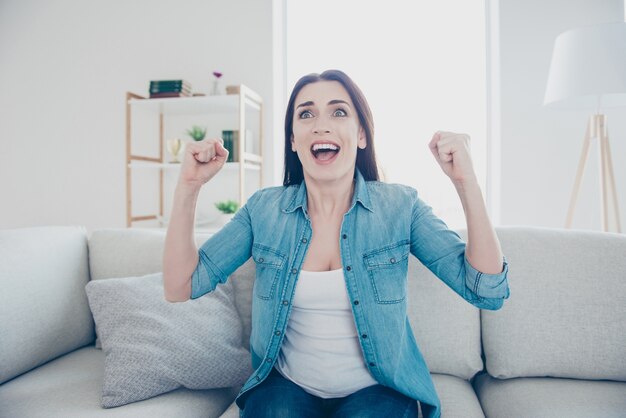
[275,268,378,398]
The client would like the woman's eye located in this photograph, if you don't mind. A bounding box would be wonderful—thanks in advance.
[333,108,347,117]
[299,110,313,119]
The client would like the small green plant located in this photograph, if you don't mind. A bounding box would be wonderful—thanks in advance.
[215,200,239,214]
[186,125,207,141]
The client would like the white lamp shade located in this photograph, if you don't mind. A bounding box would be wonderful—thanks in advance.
[544,21,626,109]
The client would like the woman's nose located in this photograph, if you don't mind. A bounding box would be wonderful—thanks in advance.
[312,118,331,134]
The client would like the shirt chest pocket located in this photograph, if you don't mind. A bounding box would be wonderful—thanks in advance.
[363,240,410,304]
[252,243,286,300]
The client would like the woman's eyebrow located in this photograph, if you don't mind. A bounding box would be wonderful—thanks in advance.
[296,99,351,109]
[328,99,350,107]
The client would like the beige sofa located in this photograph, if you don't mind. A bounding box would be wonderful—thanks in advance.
[1,225,625,417]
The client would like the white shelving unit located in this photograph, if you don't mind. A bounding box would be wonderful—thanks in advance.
[125,85,263,228]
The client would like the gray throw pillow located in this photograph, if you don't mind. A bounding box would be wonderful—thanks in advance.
[84,272,252,408]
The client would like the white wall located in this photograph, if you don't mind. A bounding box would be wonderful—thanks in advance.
[0,0,278,233]
[499,0,625,231]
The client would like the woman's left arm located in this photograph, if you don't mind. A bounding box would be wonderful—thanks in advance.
[429,131,504,274]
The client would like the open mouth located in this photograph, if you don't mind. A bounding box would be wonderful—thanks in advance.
[311,143,341,162]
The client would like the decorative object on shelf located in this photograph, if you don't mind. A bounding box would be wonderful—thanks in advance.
[211,71,223,95]
[215,200,239,214]
[84,272,252,407]
[212,200,239,228]
[226,85,240,95]
[186,125,207,141]
[166,138,184,163]
[222,130,239,162]
[544,22,625,233]
[149,79,192,98]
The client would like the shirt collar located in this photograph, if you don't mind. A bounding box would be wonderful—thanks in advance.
[282,166,374,215]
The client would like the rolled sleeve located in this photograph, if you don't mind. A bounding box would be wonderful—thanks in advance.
[464,256,510,299]
[191,249,228,299]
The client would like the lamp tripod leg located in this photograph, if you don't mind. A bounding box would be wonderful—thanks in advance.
[565,119,593,228]
[599,126,622,233]
[598,116,609,231]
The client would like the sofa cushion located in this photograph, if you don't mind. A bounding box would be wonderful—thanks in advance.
[482,227,626,381]
[430,373,485,418]
[406,240,484,380]
[87,229,203,282]
[0,226,94,385]
[84,272,252,408]
[0,346,240,418]
[473,372,626,418]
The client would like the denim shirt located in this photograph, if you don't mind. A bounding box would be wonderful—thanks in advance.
[190,167,510,418]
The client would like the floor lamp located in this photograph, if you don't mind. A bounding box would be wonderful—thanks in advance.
[544,22,625,233]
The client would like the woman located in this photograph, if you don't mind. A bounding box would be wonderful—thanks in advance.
[163,70,510,418]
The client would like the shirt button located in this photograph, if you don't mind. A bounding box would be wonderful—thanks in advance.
[275,330,282,336]
[291,268,297,274]
[362,334,368,339]
[255,376,261,381]
[259,257,264,263]
[283,300,289,305]
[353,300,359,305]
[266,358,272,363]
[390,257,396,263]
[369,362,376,367]
[302,238,308,243]
[346,266,352,271]
[342,234,347,239]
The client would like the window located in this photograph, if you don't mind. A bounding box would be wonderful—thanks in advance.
[286,0,488,229]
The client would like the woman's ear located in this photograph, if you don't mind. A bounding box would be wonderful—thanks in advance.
[291,134,296,152]
[358,127,367,149]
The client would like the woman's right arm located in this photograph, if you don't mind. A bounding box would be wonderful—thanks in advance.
[163,138,229,302]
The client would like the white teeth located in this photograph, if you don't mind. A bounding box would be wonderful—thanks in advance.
[312,143,339,151]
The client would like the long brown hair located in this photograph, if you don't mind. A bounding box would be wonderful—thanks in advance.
[282,69,380,186]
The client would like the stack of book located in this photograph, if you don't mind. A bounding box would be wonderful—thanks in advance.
[149,80,192,98]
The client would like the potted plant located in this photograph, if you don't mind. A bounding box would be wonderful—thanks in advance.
[213,200,239,227]
[186,125,207,141]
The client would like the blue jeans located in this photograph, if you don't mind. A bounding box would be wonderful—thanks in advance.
[240,367,419,418]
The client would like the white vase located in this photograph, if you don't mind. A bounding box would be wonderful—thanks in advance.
[211,79,222,95]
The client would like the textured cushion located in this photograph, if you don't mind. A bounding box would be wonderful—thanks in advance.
[481,227,626,381]
[405,229,484,380]
[473,372,626,418]
[0,346,240,418]
[87,229,240,348]
[84,272,252,408]
[0,226,94,384]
